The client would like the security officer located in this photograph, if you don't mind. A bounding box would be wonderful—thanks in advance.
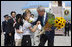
[65,20,70,36]
[2,15,10,46]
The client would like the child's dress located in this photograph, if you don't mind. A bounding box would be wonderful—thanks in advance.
[33,24,42,46]
[15,24,23,46]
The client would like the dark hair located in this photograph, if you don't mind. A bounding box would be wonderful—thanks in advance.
[11,11,16,15]
[16,14,22,19]
[4,14,9,18]
[16,14,23,26]
[31,14,34,16]
[22,12,27,20]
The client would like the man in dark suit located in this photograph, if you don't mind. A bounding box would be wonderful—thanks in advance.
[2,15,10,46]
[32,6,56,46]
[65,20,70,36]
[7,11,16,46]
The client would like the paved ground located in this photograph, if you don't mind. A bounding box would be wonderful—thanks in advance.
[1,31,71,46]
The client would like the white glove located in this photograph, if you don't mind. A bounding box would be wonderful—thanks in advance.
[3,32,6,34]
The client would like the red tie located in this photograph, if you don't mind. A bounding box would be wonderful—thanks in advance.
[14,19,16,23]
[13,19,16,27]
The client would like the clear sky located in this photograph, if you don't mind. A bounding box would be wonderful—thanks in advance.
[1,1,71,24]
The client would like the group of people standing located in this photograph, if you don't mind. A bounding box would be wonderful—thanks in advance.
[3,6,70,46]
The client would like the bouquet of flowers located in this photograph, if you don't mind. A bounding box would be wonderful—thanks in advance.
[43,13,55,31]
[54,17,66,29]
[44,13,66,30]
[38,13,66,35]
[38,13,55,35]
[37,13,55,35]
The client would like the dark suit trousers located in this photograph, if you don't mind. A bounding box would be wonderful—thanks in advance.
[4,34,11,46]
[39,33,54,46]
[21,35,31,46]
[9,33,15,46]
[65,29,69,36]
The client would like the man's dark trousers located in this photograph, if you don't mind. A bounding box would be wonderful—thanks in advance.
[4,34,11,46]
[39,30,55,46]
[65,29,69,36]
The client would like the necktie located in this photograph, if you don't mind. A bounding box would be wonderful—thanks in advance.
[42,16,44,26]
[14,19,16,23]
[13,19,16,27]
[40,16,44,27]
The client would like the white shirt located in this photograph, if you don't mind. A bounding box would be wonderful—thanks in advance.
[22,20,32,35]
[12,17,16,22]
[34,24,42,36]
[6,20,8,22]
[15,26,23,39]
[23,19,25,23]
[43,12,46,23]
[13,17,16,27]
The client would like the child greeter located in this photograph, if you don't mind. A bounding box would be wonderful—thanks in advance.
[21,12,39,46]
[29,14,42,46]
[14,14,23,46]
[33,21,42,46]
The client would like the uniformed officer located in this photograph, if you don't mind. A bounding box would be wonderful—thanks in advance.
[2,15,10,46]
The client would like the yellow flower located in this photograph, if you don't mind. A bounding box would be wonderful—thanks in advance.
[61,23,65,28]
[57,26,61,30]
[55,17,66,30]
[60,17,64,20]
[55,17,59,20]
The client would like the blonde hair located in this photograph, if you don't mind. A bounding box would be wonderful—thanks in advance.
[25,9,31,13]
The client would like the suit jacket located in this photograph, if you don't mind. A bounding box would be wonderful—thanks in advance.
[2,20,9,34]
[32,12,56,29]
[32,13,48,27]
[65,22,70,30]
[32,12,56,37]
[8,18,15,34]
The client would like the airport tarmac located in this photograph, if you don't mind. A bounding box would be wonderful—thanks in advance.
[1,31,71,46]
